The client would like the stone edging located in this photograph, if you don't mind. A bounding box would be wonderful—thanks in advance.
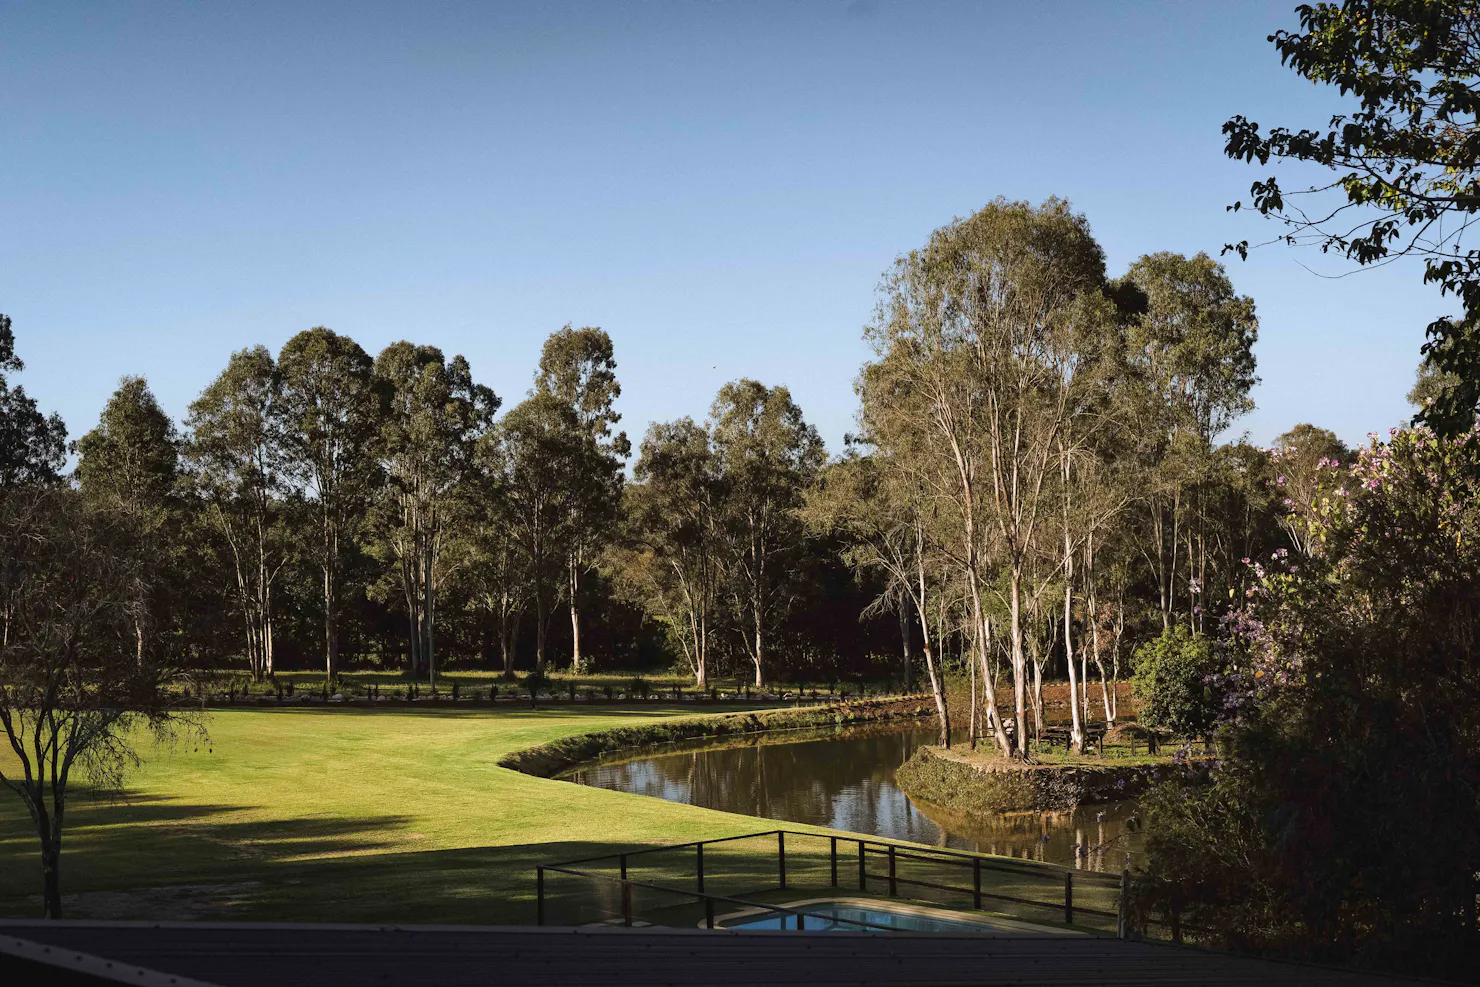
[497,697,935,779]
[894,744,1212,813]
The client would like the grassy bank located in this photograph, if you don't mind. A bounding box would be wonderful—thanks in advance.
[501,697,933,777]
[0,703,831,924]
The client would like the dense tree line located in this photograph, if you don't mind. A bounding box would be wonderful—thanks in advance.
[0,318,898,694]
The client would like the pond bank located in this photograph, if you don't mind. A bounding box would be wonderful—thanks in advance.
[498,696,935,778]
[894,745,1211,813]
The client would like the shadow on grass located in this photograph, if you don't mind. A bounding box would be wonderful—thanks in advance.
[0,788,419,918]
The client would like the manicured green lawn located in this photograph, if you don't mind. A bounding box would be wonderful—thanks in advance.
[0,705,797,924]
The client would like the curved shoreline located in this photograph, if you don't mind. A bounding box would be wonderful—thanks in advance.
[497,696,935,778]
[894,745,1210,813]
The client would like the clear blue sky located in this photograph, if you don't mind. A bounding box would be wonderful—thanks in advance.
[0,0,1444,454]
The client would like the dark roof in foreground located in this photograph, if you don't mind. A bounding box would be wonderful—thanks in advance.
[0,920,1443,987]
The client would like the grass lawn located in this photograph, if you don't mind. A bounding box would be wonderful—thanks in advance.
[0,704,817,925]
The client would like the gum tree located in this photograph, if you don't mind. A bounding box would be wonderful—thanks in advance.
[710,379,823,689]
[278,328,384,681]
[532,326,627,672]
[186,346,293,679]
[622,418,724,688]
[372,342,497,683]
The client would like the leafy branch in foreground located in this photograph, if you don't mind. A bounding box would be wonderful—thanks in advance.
[1224,0,1480,432]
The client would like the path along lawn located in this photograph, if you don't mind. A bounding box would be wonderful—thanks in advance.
[0,704,801,925]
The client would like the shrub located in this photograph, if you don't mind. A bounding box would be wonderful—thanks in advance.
[1131,625,1221,739]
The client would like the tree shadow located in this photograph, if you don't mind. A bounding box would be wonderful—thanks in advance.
[0,790,418,919]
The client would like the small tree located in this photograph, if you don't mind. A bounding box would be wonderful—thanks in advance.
[1132,624,1222,739]
[0,488,193,918]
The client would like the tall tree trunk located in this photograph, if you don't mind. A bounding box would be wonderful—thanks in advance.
[969,575,1012,754]
[751,603,765,688]
[913,550,949,748]
[426,546,436,689]
[695,610,708,690]
[568,556,582,673]
[1009,566,1029,758]
[535,589,548,673]
[968,625,978,750]
[323,558,338,683]
[899,601,915,691]
[1063,537,1084,753]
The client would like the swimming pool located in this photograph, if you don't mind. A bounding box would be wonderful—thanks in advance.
[713,897,1083,935]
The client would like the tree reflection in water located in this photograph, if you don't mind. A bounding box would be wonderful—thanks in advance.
[564,722,1142,871]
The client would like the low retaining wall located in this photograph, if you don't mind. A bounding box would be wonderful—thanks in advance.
[894,745,1208,813]
[499,696,935,778]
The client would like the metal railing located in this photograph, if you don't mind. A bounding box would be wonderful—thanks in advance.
[536,829,1138,936]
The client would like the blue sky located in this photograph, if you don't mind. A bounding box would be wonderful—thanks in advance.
[0,0,1445,454]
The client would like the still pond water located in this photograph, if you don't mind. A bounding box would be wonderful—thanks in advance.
[563,721,1141,872]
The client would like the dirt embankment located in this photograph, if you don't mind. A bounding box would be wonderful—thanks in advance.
[894,745,1209,813]
[498,697,935,778]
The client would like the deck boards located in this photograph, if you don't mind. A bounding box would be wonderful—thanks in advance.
[0,920,1443,987]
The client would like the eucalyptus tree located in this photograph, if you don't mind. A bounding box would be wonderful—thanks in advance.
[710,379,823,689]
[467,433,527,678]
[869,197,1112,757]
[278,328,385,681]
[861,288,1013,752]
[186,346,294,680]
[804,451,952,745]
[0,314,66,492]
[498,394,584,672]
[622,418,724,687]
[1123,252,1258,631]
[74,376,182,667]
[533,325,628,671]
[372,343,498,683]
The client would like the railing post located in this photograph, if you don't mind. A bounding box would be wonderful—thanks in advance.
[830,836,838,887]
[777,832,787,889]
[887,845,897,897]
[857,840,867,892]
[620,853,628,881]
[536,866,545,926]
[705,896,716,929]
[1117,868,1129,940]
[696,844,705,893]
[622,880,633,927]
[972,857,982,910]
[797,912,805,930]
[1064,871,1074,925]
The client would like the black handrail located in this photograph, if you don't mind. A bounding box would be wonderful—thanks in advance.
[538,828,1134,934]
[539,864,912,933]
[548,828,1122,887]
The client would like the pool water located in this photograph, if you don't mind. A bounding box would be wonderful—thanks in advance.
[720,898,1019,933]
